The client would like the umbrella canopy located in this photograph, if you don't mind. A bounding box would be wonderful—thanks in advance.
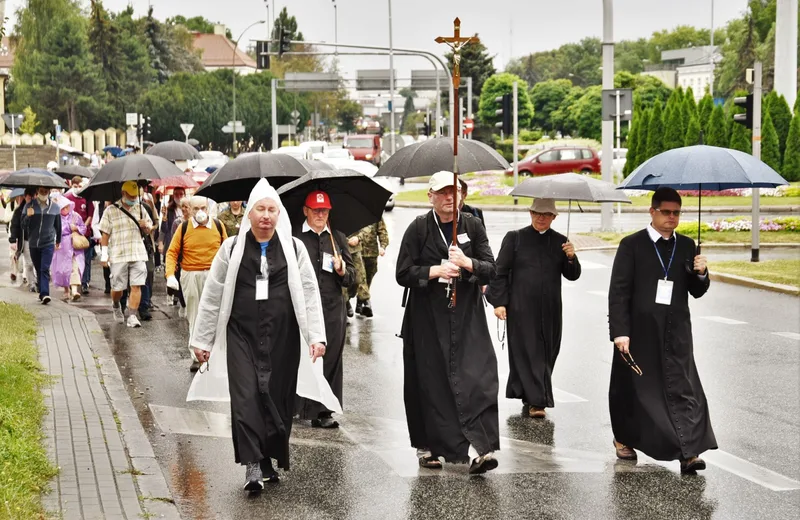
[91,154,183,184]
[145,140,202,162]
[510,172,632,203]
[103,146,123,156]
[8,188,25,199]
[620,145,789,190]
[277,169,392,236]
[195,152,333,202]
[0,168,69,189]
[53,164,95,180]
[149,173,200,189]
[187,138,200,147]
[375,138,510,179]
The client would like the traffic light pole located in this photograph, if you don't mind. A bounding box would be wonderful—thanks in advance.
[751,61,762,263]
[513,81,519,190]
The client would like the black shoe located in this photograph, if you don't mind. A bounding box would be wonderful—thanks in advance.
[360,300,373,318]
[244,463,264,492]
[41,296,51,305]
[190,360,201,373]
[346,301,354,318]
[260,459,280,483]
[81,285,90,295]
[311,417,339,429]
[139,308,153,322]
[680,457,706,474]
[355,300,364,314]
[469,454,499,475]
[104,287,111,295]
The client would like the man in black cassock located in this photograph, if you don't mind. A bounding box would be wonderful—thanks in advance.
[608,187,715,474]
[396,171,500,475]
[294,190,355,429]
[458,178,485,227]
[488,198,581,419]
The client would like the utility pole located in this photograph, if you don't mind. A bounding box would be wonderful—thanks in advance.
[774,0,798,109]
[271,77,278,150]
[387,0,396,154]
[513,81,519,189]
[751,61,762,263]
[600,0,615,230]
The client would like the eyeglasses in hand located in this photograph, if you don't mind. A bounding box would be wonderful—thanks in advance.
[619,351,642,376]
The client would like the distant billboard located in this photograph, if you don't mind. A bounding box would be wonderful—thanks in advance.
[356,70,395,91]
[284,73,341,92]
[411,70,449,91]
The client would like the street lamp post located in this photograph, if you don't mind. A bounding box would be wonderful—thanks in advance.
[332,0,338,55]
[232,20,266,156]
[388,0,396,155]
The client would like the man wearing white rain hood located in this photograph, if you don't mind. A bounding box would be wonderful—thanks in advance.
[187,179,341,493]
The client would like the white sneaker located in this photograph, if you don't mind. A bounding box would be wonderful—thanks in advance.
[178,306,187,319]
[112,304,124,322]
[126,314,141,328]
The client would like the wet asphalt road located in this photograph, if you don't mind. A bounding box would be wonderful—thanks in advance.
[43,209,800,519]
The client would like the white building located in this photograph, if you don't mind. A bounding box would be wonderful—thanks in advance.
[642,46,721,101]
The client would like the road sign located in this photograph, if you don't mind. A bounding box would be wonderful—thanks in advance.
[180,124,194,138]
[356,70,394,91]
[290,110,300,126]
[284,72,341,92]
[276,124,294,135]
[411,70,449,91]
[601,89,633,121]
[126,113,138,126]
[222,121,245,134]
[2,113,24,131]
[463,118,474,135]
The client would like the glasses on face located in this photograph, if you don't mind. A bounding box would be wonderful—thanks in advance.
[306,207,330,215]
[654,208,681,217]
[532,211,556,219]
[619,351,642,376]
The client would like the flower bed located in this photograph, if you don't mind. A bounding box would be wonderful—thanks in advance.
[677,217,800,234]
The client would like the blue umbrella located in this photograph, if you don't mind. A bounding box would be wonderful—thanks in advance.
[8,188,25,199]
[103,146,123,156]
[619,145,789,248]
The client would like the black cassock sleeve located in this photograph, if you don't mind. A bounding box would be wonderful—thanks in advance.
[561,244,582,282]
[486,230,516,307]
[464,217,496,285]
[396,217,432,289]
[608,235,635,341]
[686,239,710,299]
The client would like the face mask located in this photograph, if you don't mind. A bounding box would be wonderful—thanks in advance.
[123,197,137,207]
[37,194,49,203]
[195,210,208,224]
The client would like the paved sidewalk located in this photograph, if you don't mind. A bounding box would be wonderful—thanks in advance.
[0,283,180,520]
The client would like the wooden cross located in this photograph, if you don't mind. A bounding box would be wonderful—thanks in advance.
[435,18,479,90]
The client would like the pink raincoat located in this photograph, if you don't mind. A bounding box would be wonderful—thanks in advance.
[52,198,86,288]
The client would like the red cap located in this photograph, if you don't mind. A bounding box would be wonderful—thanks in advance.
[305,190,332,209]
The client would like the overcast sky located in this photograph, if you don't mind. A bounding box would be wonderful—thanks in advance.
[4,0,749,83]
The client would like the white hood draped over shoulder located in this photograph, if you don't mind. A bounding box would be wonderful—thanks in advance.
[186,179,341,414]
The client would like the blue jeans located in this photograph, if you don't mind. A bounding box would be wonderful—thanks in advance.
[82,245,93,287]
[30,245,55,299]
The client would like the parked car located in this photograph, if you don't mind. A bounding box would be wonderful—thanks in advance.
[597,148,628,178]
[344,134,382,166]
[506,146,601,176]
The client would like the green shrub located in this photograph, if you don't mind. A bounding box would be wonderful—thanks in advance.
[676,221,713,235]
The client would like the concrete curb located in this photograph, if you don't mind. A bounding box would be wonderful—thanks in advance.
[394,201,799,213]
[708,272,800,296]
[576,242,800,252]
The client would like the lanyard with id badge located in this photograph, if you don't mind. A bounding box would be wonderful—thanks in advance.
[256,241,269,300]
[653,239,676,306]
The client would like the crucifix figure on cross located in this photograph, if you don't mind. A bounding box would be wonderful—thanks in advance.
[435,17,479,88]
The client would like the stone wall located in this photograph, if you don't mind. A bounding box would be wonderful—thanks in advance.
[0,146,90,171]
[0,127,128,155]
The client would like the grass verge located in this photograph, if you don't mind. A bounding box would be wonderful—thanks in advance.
[395,189,800,208]
[0,302,57,519]
[580,230,800,245]
[711,259,800,287]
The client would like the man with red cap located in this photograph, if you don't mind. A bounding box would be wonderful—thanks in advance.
[294,190,355,428]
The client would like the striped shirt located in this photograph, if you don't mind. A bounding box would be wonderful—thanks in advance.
[98,204,152,264]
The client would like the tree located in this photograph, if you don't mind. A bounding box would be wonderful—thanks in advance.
[698,94,714,132]
[663,105,685,150]
[645,100,665,159]
[795,94,799,115]
[144,6,203,84]
[529,79,572,130]
[403,111,425,137]
[706,105,727,147]
[399,88,417,134]
[623,96,643,177]
[550,85,584,136]
[783,113,800,181]
[19,106,39,134]
[336,99,363,134]
[442,37,496,117]
[761,111,782,171]
[682,90,698,132]
[271,7,304,52]
[168,15,232,39]
[729,120,752,153]
[685,114,701,147]
[478,73,534,129]
[633,108,651,169]
[767,93,793,159]
[567,86,603,141]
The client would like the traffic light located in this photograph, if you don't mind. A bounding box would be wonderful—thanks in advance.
[278,28,291,57]
[143,116,152,138]
[256,40,270,70]
[733,94,754,129]
[495,93,512,135]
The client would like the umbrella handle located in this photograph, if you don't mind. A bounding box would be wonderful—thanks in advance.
[567,200,572,239]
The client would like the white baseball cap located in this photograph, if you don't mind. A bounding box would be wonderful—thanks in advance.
[428,171,457,192]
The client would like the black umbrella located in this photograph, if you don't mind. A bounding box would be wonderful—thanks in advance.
[277,169,392,236]
[375,138,510,179]
[80,154,183,201]
[145,140,202,162]
[53,164,95,180]
[196,152,333,202]
[0,168,69,189]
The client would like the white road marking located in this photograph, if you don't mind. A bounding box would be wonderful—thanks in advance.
[703,450,800,491]
[587,290,608,297]
[553,388,589,403]
[772,332,800,341]
[700,316,748,325]
[578,260,609,270]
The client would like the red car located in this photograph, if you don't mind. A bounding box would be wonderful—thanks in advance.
[344,134,382,166]
[506,146,601,176]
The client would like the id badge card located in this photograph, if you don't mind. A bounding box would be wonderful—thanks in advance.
[655,279,673,306]
[322,252,335,273]
[256,275,269,300]
[457,233,470,245]
[438,259,450,284]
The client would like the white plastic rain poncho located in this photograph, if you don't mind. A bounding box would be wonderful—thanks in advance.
[186,179,341,414]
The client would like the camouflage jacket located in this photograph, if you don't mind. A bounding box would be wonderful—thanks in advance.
[346,231,362,254]
[217,209,244,238]
[358,218,389,257]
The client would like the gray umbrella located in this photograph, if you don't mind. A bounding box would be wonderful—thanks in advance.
[375,138,510,178]
[510,172,631,237]
[53,164,95,180]
[0,168,69,189]
[196,152,333,202]
[79,154,183,201]
[145,140,202,162]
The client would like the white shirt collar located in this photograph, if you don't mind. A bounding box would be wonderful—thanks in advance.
[302,220,330,236]
[647,223,673,242]
[191,217,213,229]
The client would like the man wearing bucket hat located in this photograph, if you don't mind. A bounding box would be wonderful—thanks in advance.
[487,198,580,420]
[294,190,355,429]
[98,181,154,328]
